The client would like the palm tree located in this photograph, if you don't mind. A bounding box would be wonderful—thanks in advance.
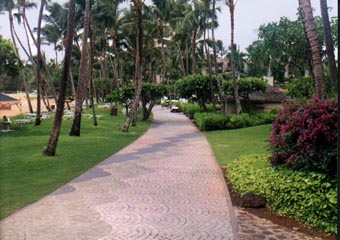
[211,0,224,114]
[320,0,337,92]
[0,0,34,113]
[226,0,241,114]
[43,0,76,156]
[298,0,326,98]
[121,0,144,132]
[69,0,91,136]
[34,0,47,126]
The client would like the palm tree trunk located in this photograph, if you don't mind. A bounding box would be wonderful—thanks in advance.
[43,0,76,156]
[89,25,98,126]
[35,0,46,126]
[299,0,326,98]
[212,0,224,114]
[320,0,337,92]
[69,0,91,136]
[22,73,34,113]
[204,27,216,108]
[228,0,242,114]
[122,0,143,132]
[8,8,17,47]
[191,28,197,74]
[112,37,119,89]
[177,43,186,76]
[185,43,189,75]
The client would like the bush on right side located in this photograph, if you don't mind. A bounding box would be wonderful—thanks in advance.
[268,97,337,177]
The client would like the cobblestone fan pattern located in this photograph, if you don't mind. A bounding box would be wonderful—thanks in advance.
[235,207,323,240]
[0,106,239,240]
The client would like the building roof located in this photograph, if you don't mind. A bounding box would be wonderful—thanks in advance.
[249,85,290,102]
[0,93,19,102]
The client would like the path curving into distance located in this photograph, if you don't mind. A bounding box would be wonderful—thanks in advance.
[0,105,239,240]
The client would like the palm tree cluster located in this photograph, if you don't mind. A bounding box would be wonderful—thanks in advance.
[0,0,337,155]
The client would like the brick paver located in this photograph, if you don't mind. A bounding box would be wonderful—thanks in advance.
[0,106,239,240]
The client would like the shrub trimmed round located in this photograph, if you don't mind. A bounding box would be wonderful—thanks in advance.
[269,97,337,177]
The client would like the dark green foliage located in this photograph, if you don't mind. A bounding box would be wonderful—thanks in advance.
[175,74,215,110]
[287,77,314,99]
[193,110,277,131]
[228,154,337,235]
[222,77,267,99]
[194,112,229,131]
[180,103,209,119]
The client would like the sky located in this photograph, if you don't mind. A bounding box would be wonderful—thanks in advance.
[0,0,337,61]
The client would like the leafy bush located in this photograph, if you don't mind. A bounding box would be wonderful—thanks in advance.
[180,103,215,119]
[287,77,314,99]
[222,77,267,99]
[269,98,337,177]
[248,111,277,126]
[225,114,250,129]
[227,154,337,235]
[194,112,229,131]
[180,104,202,119]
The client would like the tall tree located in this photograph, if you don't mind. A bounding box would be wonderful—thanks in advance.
[69,0,91,136]
[211,0,225,114]
[298,0,326,98]
[226,0,241,114]
[121,0,144,132]
[35,0,47,126]
[43,0,76,156]
[320,0,337,92]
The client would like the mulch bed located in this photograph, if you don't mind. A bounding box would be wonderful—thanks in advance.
[224,176,336,240]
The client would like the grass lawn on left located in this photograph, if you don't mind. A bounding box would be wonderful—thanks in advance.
[0,107,151,220]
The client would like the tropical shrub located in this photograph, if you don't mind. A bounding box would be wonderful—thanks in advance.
[194,112,229,131]
[269,97,337,177]
[287,77,314,99]
[225,114,250,129]
[227,154,337,235]
[222,77,267,99]
[175,74,215,110]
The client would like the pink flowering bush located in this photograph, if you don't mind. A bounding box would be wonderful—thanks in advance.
[269,97,337,177]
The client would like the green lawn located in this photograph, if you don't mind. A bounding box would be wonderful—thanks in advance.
[204,124,272,166]
[0,107,151,219]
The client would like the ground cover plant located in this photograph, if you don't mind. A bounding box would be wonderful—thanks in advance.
[227,154,337,235]
[0,106,151,219]
[204,124,336,235]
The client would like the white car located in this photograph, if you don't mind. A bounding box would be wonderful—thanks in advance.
[170,104,179,112]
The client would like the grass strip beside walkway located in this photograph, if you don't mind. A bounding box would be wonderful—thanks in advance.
[0,108,151,219]
[204,124,272,166]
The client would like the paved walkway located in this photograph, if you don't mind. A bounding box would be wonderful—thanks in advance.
[0,106,239,240]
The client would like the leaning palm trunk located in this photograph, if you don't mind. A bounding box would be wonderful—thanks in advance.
[299,0,326,98]
[69,0,91,136]
[121,0,143,132]
[227,0,242,114]
[43,0,76,156]
[320,0,338,92]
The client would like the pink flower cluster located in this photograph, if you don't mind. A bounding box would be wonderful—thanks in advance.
[269,97,337,177]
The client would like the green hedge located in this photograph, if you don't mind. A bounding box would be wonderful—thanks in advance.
[179,103,215,119]
[227,154,337,235]
[193,111,277,131]
[194,112,229,131]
